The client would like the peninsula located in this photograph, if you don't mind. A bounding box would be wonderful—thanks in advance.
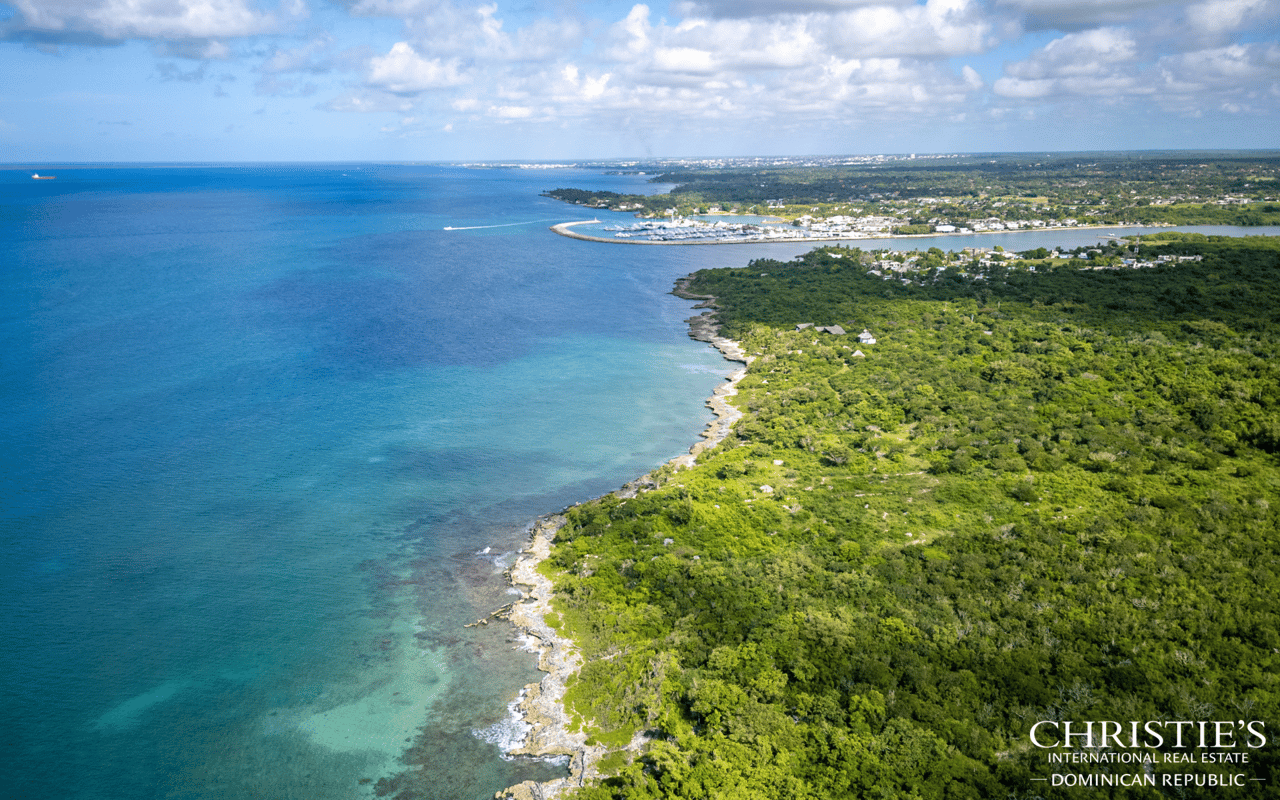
[550,216,1164,246]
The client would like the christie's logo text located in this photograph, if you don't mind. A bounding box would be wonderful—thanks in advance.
[1030,720,1267,750]
[1028,720,1268,789]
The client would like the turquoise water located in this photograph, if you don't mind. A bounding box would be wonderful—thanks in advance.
[0,164,802,800]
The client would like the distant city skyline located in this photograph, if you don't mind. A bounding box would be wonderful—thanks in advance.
[2,0,1278,161]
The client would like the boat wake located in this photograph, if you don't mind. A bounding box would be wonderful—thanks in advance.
[443,218,561,231]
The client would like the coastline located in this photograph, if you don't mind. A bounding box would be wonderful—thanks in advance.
[494,280,749,800]
[551,219,1173,246]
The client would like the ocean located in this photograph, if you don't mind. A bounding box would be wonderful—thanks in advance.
[2,163,1272,800]
[0,163,745,800]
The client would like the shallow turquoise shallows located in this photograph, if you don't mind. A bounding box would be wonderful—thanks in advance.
[0,164,754,800]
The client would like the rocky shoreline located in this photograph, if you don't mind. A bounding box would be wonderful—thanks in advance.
[493,278,749,800]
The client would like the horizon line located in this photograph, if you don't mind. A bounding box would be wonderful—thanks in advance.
[5,148,1280,169]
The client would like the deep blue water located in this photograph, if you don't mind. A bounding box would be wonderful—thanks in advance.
[2,164,1271,799]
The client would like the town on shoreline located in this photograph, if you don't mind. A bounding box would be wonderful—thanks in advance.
[543,151,1280,240]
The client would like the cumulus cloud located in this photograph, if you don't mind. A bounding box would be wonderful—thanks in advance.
[599,3,653,62]
[1007,27,1139,78]
[366,41,466,93]
[1185,0,1280,34]
[37,0,1250,150]
[600,0,990,73]
[672,0,909,18]
[498,16,587,62]
[992,0,1180,30]
[491,104,533,118]
[1157,42,1280,97]
[344,0,450,18]
[818,0,994,58]
[322,0,1002,150]
[993,27,1147,98]
[990,21,1280,121]
[560,64,612,100]
[818,57,986,113]
[2,0,304,44]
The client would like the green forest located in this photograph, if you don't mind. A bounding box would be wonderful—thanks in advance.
[538,234,1280,798]
[544,153,1280,229]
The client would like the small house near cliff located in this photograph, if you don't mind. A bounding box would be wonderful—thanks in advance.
[858,329,877,344]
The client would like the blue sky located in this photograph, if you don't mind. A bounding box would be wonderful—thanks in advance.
[2,0,1278,161]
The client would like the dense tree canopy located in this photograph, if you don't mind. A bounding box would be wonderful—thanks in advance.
[539,235,1280,799]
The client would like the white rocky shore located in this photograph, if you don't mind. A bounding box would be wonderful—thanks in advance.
[494,280,749,800]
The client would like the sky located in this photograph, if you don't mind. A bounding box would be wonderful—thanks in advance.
[1,0,1279,161]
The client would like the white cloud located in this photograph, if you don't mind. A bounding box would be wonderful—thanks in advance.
[994,27,1149,98]
[366,41,466,93]
[584,0,997,117]
[652,46,717,74]
[820,57,984,113]
[491,104,533,118]
[672,0,908,18]
[1157,42,1280,95]
[992,76,1055,97]
[1185,0,1279,34]
[27,0,1254,153]
[345,0,581,63]
[601,0,990,75]
[500,16,588,62]
[560,64,612,100]
[819,0,994,58]
[327,0,997,142]
[321,0,1279,143]
[602,3,654,62]
[992,0,1181,30]
[660,17,817,70]
[990,24,1280,122]
[345,0,452,20]
[4,0,301,43]
[1008,28,1139,79]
